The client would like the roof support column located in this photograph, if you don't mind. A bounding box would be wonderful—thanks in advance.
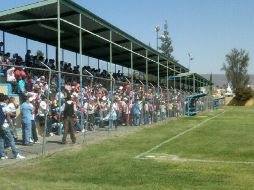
[131,42,133,91]
[75,52,78,66]
[185,75,187,91]
[157,56,160,97]
[46,44,48,60]
[179,68,182,91]
[26,38,28,52]
[110,30,113,93]
[193,74,195,93]
[57,0,61,113]
[62,49,64,61]
[174,64,176,90]
[1,31,4,53]
[109,30,114,129]
[166,61,169,101]
[146,50,148,94]
[79,13,83,120]
[78,13,86,132]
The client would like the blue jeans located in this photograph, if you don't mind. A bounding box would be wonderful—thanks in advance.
[22,120,32,145]
[0,127,18,158]
[133,113,140,126]
[74,123,82,131]
[0,128,6,157]
[144,112,149,124]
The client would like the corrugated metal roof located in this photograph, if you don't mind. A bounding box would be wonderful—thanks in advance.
[0,0,209,84]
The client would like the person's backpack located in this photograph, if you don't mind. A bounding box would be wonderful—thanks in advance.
[0,105,6,126]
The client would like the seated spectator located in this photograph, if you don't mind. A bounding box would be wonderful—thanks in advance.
[25,49,32,66]
[25,75,34,92]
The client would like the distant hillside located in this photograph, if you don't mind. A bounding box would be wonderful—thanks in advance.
[201,74,254,87]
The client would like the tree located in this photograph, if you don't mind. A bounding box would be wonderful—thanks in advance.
[221,48,251,101]
[209,72,213,95]
[159,20,173,58]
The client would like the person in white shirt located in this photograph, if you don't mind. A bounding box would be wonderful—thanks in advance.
[6,67,16,82]
[0,94,25,159]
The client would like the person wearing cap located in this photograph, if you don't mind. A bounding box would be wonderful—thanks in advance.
[20,94,34,146]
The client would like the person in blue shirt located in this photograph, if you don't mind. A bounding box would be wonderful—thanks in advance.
[21,94,34,146]
[17,75,26,103]
[132,99,141,126]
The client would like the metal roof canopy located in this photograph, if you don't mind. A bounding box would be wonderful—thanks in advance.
[169,72,212,86]
[187,93,207,100]
[0,0,191,78]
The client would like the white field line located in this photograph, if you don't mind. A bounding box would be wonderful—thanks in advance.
[135,110,226,159]
[141,154,254,165]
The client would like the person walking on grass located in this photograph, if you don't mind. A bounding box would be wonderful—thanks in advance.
[61,94,76,144]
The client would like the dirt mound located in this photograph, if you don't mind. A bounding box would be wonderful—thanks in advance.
[245,98,254,106]
[226,97,254,106]
[225,97,233,105]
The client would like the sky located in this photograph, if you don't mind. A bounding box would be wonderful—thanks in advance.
[1,0,254,74]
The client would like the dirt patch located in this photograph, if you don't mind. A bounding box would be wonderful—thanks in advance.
[245,98,254,106]
[226,97,254,106]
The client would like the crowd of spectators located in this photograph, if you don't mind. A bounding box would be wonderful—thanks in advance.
[0,47,201,159]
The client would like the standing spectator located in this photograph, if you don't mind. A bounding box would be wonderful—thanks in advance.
[21,94,33,146]
[124,99,130,126]
[87,99,95,130]
[61,94,76,144]
[25,49,32,66]
[104,106,117,129]
[37,95,47,137]
[112,99,119,127]
[132,99,141,126]
[29,96,39,143]
[17,75,26,103]
[7,97,19,141]
[0,93,25,159]
[143,99,149,124]
[160,101,166,120]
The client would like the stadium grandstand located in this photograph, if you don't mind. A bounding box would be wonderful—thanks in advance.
[0,0,218,157]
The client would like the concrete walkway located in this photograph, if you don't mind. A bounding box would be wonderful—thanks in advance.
[0,125,141,168]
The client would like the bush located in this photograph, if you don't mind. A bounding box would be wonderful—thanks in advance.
[235,86,253,102]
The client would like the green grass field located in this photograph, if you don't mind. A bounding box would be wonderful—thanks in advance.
[1,107,254,190]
